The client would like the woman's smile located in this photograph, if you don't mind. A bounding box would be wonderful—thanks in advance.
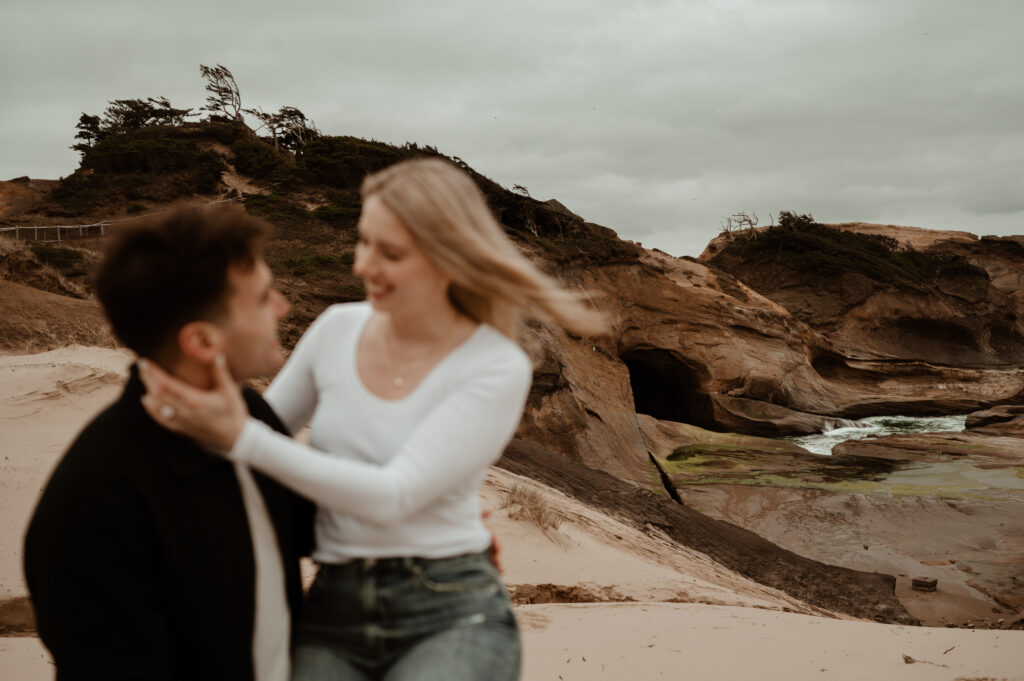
[364,280,391,300]
[353,195,451,315]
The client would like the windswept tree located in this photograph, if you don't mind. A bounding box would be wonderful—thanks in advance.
[199,64,243,121]
[103,97,192,130]
[70,97,193,155]
[72,114,104,154]
[245,105,321,153]
[777,210,816,232]
[276,106,320,153]
[69,65,320,160]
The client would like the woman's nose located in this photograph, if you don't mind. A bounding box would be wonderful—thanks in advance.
[353,246,373,277]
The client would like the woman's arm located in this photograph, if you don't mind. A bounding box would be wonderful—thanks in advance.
[232,349,532,526]
[263,308,331,434]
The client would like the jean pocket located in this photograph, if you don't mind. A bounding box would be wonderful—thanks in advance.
[413,557,501,594]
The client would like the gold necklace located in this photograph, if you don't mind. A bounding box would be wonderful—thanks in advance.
[382,318,460,389]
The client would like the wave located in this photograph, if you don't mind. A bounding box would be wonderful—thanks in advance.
[783,414,968,456]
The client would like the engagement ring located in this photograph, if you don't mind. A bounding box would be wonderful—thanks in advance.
[159,404,176,420]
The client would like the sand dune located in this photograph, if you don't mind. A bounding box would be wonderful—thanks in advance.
[481,468,832,615]
[1,346,1021,680]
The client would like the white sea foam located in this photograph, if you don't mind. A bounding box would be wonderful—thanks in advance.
[783,414,968,456]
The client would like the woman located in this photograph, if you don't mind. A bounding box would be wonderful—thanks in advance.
[141,158,606,680]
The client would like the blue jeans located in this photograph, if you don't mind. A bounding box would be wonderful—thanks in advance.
[292,550,521,681]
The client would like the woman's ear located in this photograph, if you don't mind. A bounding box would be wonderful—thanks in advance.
[177,321,224,365]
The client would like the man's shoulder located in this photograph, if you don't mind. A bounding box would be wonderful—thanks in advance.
[61,397,137,466]
[39,396,151,498]
[26,394,153,554]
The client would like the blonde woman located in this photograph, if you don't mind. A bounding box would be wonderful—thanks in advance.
[141,158,606,680]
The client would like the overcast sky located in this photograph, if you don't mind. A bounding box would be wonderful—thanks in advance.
[3,0,1022,256]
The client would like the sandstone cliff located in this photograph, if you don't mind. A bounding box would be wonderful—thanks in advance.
[518,224,1024,486]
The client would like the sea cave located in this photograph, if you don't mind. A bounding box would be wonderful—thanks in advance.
[620,348,714,429]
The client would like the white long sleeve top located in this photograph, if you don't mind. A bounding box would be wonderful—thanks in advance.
[230,302,533,563]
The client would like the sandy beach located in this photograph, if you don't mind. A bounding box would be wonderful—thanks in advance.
[2,346,1022,680]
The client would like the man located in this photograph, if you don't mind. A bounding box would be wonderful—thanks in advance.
[23,204,314,680]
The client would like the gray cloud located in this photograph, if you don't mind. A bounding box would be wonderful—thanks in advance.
[2,0,1022,255]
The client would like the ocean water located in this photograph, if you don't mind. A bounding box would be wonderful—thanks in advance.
[782,414,969,456]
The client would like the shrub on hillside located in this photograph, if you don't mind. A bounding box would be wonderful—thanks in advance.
[82,133,222,175]
[0,239,91,298]
[231,139,292,180]
[277,246,352,278]
[301,136,431,188]
[30,243,85,271]
[50,125,230,213]
[312,203,361,227]
[712,211,988,288]
[243,193,310,230]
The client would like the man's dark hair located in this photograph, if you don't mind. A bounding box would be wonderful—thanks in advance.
[95,203,271,359]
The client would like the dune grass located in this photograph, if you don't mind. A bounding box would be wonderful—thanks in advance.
[500,483,562,532]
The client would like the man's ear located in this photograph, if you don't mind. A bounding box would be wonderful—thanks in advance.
[177,321,224,365]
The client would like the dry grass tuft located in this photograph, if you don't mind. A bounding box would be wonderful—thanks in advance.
[0,236,91,299]
[500,483,562,532]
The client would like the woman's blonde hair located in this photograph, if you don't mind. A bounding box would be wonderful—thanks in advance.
[361,158,607,339]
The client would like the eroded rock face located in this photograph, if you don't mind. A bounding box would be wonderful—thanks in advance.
[518,320,650,482]
[833,224,1024,303]
[702,223,1024,367]
[965,405,1024,430]
[515,249,849,480]
[925,234,1024,341]
[515,236,1024,483]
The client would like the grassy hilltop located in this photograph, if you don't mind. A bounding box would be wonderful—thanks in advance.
[7,108,638,345]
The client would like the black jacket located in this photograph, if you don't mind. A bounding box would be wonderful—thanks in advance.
[24,366,314,681]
